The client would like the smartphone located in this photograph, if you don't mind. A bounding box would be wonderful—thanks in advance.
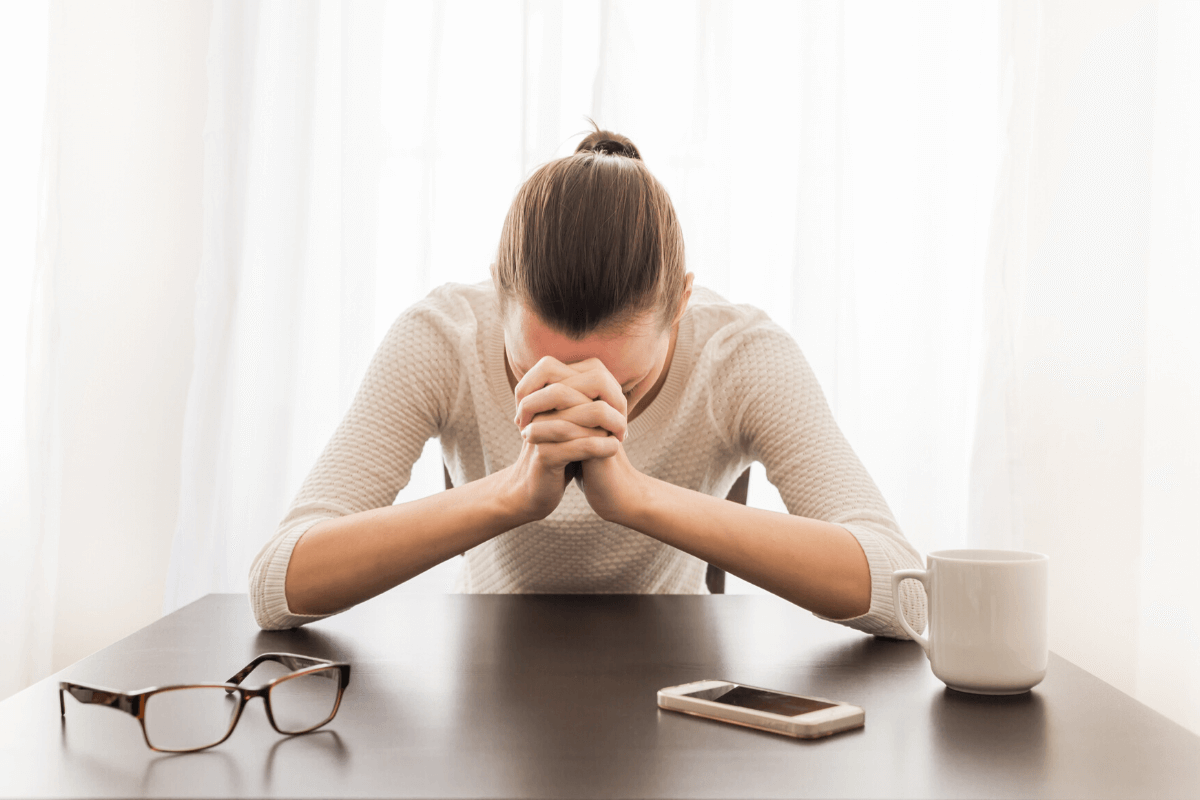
[657,679,864,739]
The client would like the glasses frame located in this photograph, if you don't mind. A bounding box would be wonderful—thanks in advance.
[58,652,351,753]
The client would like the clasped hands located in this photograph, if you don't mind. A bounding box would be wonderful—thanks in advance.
[505,356,645,526]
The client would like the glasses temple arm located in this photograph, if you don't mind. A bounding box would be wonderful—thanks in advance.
[58,682,139,717]
[224,653,334,688]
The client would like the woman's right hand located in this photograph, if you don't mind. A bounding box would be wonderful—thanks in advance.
[499,356,628,521]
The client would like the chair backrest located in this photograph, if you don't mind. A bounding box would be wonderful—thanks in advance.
[709,467,750,593]
[443,464,750,595]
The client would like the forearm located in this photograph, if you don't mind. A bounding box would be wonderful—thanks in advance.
[616,474,872,620]
[285,468,532,615]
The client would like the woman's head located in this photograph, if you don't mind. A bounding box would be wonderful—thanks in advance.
[493,126,693,413]
[492,126,690,340]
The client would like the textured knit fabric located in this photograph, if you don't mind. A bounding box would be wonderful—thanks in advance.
[248,280,928,638]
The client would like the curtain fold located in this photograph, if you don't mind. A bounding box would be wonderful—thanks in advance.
[968,0,1040,556]
[969,0,1198,733]
[1137,0,1200,732]
[1,0,55,703]
[163,0,391,612]
[5,0,210,700]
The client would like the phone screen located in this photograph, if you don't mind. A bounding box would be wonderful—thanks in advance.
[706,685,836,717]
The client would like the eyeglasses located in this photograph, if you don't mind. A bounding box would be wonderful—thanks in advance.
[58,652,351,753]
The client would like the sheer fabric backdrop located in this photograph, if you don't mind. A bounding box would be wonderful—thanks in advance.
[0,0,50,707]
[163,0,1002,608]
[4,0,1197,735]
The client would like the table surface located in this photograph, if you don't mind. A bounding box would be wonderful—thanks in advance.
[1,592,1197,800]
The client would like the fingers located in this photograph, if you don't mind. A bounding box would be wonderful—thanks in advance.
[523,420,610,444]
[514,356,587,408]
[551,369,628,419]
[522,401,628,443]
[514,382,594,429]
[533,436,621,466]
[514,359,627,426]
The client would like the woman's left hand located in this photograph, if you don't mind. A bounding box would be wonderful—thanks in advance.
[575,442,646,526]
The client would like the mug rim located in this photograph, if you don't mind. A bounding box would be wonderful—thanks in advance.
[929,548,1048,563]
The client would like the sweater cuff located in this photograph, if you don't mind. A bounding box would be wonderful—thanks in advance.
[813,522,927,640]
[249,518,339,630]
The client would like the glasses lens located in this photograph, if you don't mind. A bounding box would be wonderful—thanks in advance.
[269,667,342,733]
[143,687,239,751]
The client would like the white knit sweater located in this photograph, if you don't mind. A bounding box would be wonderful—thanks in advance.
[249,280,928,638]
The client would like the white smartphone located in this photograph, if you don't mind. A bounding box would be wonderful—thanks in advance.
[657,679,864,739]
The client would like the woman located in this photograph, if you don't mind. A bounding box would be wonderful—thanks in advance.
[249,128,927,639]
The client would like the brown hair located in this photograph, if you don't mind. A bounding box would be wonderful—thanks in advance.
[492,126,687,339]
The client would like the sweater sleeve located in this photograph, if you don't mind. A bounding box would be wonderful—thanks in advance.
[247,293,463,630]
[722,314,927,639]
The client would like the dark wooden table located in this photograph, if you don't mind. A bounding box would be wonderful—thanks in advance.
[1,592,1197,799]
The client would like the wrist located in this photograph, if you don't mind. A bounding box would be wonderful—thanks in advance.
[601,468,657,528]
[486,464,550,527]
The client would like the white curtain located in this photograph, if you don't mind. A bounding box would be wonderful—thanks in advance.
[4,0,1198,736]
[4,0,211,699]
[974,0,1200,729]
[161,0,395,610]
[0,0,50,702]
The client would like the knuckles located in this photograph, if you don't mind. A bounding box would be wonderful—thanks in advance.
[513,359,630,430]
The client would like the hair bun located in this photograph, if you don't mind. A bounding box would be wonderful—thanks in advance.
[576,128,642,160]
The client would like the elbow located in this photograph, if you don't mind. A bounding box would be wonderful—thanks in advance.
[844,568,873,619]
[253,611,296,632]
[248,576,294,631]
[248,522,347,630]
[247,554,305,631]
[846,590,872,621]
[249,590,311,632]
[811,582,871,623]
[247,557,338,630]
[820,539,874,620]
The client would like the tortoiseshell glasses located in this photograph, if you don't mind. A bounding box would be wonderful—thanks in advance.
[58,652,351,753]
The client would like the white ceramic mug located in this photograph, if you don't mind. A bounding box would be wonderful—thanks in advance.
[892,549,1049,695]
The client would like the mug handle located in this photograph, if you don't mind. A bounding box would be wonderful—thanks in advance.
[891,568,930,655]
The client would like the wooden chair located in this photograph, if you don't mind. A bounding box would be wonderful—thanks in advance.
[443,464,750,595]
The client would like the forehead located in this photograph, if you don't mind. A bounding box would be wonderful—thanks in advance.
[505,304,663,380]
